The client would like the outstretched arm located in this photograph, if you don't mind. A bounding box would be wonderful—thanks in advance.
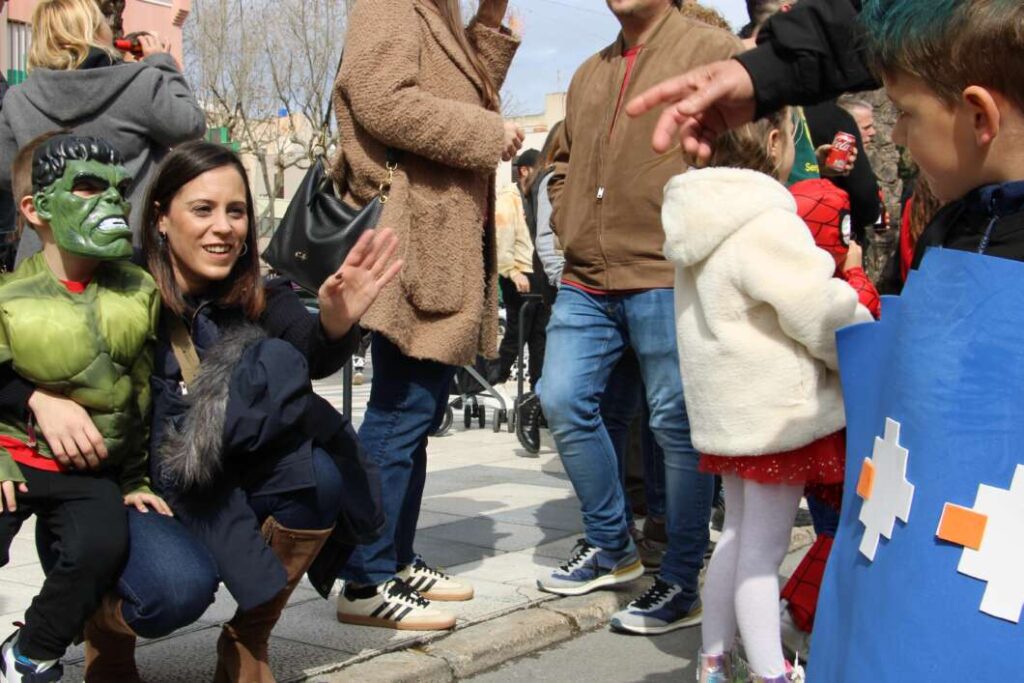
[626,0,876,162]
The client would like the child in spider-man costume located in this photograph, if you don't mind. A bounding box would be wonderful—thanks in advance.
[779,178,881,645]
[791,178,880,318]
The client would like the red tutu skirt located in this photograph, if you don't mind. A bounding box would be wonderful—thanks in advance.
[699,429,846,485]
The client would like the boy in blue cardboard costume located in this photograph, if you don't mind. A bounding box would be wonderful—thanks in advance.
[811,1,1024,679]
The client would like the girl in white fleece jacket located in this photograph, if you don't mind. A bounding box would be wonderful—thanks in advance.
[662,111,872,683]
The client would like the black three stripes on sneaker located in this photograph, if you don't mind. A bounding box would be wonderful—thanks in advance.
[406,575,438,593]
[371,601,414,622]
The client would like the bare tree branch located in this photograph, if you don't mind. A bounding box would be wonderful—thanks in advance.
[185,0,347,233]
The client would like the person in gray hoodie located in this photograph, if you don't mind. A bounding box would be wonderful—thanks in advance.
[0,0,205,259]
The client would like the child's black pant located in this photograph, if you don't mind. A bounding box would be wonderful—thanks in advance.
[0,466,128,660]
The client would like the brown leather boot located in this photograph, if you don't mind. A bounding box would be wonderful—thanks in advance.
[213,517,333,683]
[83,593,142,683]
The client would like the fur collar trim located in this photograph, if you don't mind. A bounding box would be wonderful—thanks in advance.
[159,322,266,491]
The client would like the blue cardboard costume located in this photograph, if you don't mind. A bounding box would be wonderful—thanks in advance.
[810,247,1024,680]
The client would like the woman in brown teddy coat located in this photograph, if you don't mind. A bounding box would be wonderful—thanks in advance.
[330,0,523,630]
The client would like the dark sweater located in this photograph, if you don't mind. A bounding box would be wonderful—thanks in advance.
[912,181,1024,268]
[736,0,878,117]
[804,101,881,242]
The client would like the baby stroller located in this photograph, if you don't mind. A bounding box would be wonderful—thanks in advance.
[431,358,511,437]
[510,294,545,455]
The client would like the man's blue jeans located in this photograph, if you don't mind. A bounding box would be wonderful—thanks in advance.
[538,286,713,601]
[342,334,455,586]
[601,350,667,529]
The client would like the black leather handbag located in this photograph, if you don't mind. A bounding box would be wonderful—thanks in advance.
[261,151,396,293]
[261,50,399,293]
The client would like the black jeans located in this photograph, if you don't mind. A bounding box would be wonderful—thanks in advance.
[496,277,550,390]
[0,467,127,660]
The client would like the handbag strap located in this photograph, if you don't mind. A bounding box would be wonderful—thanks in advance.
[168,314,201,388]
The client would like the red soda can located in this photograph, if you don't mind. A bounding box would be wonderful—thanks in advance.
[825,132,857,174]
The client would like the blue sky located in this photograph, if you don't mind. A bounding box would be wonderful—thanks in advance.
[502,0,749,115]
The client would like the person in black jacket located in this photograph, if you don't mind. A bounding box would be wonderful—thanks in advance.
[738,1,880,243]
[139,142,397,682]
[22,141,396,683]
[625,0,875,160]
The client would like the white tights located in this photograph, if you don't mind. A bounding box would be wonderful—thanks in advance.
[701,475,803,678]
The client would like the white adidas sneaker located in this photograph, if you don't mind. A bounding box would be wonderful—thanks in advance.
[336,579,456,631]
[397,558,474,601]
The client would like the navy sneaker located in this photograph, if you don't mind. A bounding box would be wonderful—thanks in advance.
[0,630,63,683]
[610,577,703,634]
[537,539,643,596]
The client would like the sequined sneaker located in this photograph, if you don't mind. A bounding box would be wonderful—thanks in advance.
[397,558,474,601]
[336,579,456,631]
[610,577,702,634]
[537,539,643,596]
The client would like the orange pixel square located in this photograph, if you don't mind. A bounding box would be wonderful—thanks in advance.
[936,503,988,551]
[857,458,876,500]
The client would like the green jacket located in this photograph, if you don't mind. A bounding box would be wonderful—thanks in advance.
[0,253,159,494]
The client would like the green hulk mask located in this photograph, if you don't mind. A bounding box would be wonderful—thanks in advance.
[31,136,133,260]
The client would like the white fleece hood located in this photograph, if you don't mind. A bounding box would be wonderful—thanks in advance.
[662,167,797,268]
[662,165,873,457]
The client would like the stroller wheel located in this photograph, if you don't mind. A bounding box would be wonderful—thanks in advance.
[464,405,472,429]
[478,406,486,429]
[516,394,542,455]
[493,408,507,433]
[430,405,454,437]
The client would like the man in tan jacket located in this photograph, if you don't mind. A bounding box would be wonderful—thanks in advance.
[492,149,548,389]
[535,0,741,637]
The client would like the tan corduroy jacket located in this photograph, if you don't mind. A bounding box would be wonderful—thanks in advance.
[331,0,518,365]
[548,10,741,290]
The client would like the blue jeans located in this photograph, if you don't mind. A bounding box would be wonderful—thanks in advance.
[601,351,667,528]
[116,510,220,639]
[248,447,345,531]
[36,449,344,638]
[342,334,455,586]
[538,286,713,599]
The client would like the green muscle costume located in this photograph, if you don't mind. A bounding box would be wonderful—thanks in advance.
[0,135,159,494]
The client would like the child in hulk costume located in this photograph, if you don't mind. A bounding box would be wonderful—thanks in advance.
[0,134,167,683]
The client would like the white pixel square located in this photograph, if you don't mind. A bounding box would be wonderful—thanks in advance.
[857,418,915,561]
[956,464,1024,623]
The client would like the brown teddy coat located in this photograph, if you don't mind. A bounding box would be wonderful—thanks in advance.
[331,0,518,366]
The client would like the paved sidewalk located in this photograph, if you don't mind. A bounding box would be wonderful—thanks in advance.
[1,376,588,682]
[0,371,815,682]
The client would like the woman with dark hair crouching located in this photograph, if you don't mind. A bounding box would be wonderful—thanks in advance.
[80,140,398,683]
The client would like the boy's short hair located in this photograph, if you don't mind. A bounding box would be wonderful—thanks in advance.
[863,0,1024,109]
[11,130,64,233]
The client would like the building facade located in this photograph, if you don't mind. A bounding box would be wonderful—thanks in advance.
[497,91,566,191]
[2,0,191,83]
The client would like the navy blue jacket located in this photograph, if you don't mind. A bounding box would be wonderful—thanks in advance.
[149,279,382,609]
